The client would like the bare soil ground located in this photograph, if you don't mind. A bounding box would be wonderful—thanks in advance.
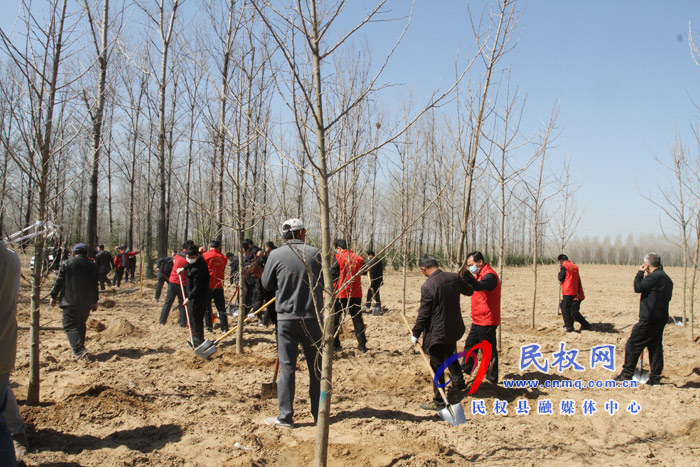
[10,262,700,466]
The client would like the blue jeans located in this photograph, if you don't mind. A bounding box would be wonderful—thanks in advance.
[0,373,17,466]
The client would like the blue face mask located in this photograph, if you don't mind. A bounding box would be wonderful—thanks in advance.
[469,264,480,275]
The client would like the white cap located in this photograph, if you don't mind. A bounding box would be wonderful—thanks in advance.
[281,218,305,233]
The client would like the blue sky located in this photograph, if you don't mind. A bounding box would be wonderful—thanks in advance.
[2,0,700,239]
[342,0,700,238]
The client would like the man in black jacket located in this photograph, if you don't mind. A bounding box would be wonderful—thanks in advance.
[177,245,210,348]
[411,254,472,411]
[615,252,673,385]
[364,250,383,311]
[49,243,99,359]
[155,250,175,301]
[94,244,113,291]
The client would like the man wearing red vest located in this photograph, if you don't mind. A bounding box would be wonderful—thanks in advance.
[159,240,193,327]
[460,251,500,384]
[203,240,229,333]
[332,239,367,353]
[113,245,136,288]
[557,254,591,332]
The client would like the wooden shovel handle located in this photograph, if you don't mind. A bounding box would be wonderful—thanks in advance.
[399,311,450,406]
[272,354,279,381]
[213,297,277,345]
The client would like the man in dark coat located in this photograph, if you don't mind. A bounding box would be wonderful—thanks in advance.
[411,254,471,410]
[364,250,383,311]
[177,245,210,348]
[155,250,175,302]
[94,244,113,291]
[49,243,99,359]
[616,252,673,385]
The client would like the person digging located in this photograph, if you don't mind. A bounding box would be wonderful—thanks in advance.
[177,245,210,349]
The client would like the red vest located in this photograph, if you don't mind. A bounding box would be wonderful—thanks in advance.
[169,250,188,286]
[471,263,501,326]
[561,261,580,296]
[203,248,228,289]
[334,250,363,298]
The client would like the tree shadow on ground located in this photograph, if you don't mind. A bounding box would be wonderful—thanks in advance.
[330,407,437,423]
[92,347,175,362]
[29,423,183,455]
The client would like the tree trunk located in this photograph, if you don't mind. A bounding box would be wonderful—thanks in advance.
[86,0,109,256]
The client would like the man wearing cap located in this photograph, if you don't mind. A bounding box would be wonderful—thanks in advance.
[203,240,229,333]
[49,244,99,359]
[94,244,113,291]
[261,218,323,428]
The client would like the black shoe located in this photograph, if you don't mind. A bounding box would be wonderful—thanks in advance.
[614,373,632,382]
[486,375,498,384]
[221,328,229,334]
[580,322,592,331]
[648,377,661,386]
[206,327,213,333]
[419,401,445,411]
[453,381,467,391]
[358,344,368,354]
[566,327,575,333]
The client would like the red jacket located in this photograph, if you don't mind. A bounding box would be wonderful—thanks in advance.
[560,260,580,296]
[203,248,228,289]
[169,250,188,286]
[113,251,136,271]
[470,263,501,326]
[333,249,363,299]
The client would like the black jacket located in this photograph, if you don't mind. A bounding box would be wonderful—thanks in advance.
[50,254,99,310]
[634,268,673,322]
[185,256,210,301]
[367,256,384,285]
[95,250,113,274]
[413,269,471,351]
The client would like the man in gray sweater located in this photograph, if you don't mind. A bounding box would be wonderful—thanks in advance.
[0,241,21,465]
[261,218,323,428]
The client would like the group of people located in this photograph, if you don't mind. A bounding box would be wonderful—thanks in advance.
[93,244,139,289]
[0,216,677,461]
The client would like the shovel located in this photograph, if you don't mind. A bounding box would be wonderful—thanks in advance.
[633,350,650,384]
[178,274,195,348]
[261,354,279,400]
[193,297,276,360]
[399,311,467,426]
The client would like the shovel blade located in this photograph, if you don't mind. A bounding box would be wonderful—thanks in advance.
[261,382,278,400]
[194,339,217,360]
[438,403,467,426]
[633,369,649,384]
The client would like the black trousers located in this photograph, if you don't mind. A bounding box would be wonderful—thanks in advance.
[98,270,112,290]
[159,282,186,326]
[622,320,666,380]
[205,288,229,331]
[463,324,499,383]
[114,268,125,287]
[561,296,590,330]
[244,278,263,315]
[154,277,168,301]
[428,342,464,405]
[333,297,366,347]
[61,306,91,355]
[188,293,208,347]
[365,280,382,308]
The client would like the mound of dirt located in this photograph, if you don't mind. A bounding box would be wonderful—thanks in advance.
[103,318,140,339]
[86,318,106,332]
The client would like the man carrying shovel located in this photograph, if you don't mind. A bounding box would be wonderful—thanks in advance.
[261,218,323,428]
[177,245,210,348]
[411,254,471,411]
